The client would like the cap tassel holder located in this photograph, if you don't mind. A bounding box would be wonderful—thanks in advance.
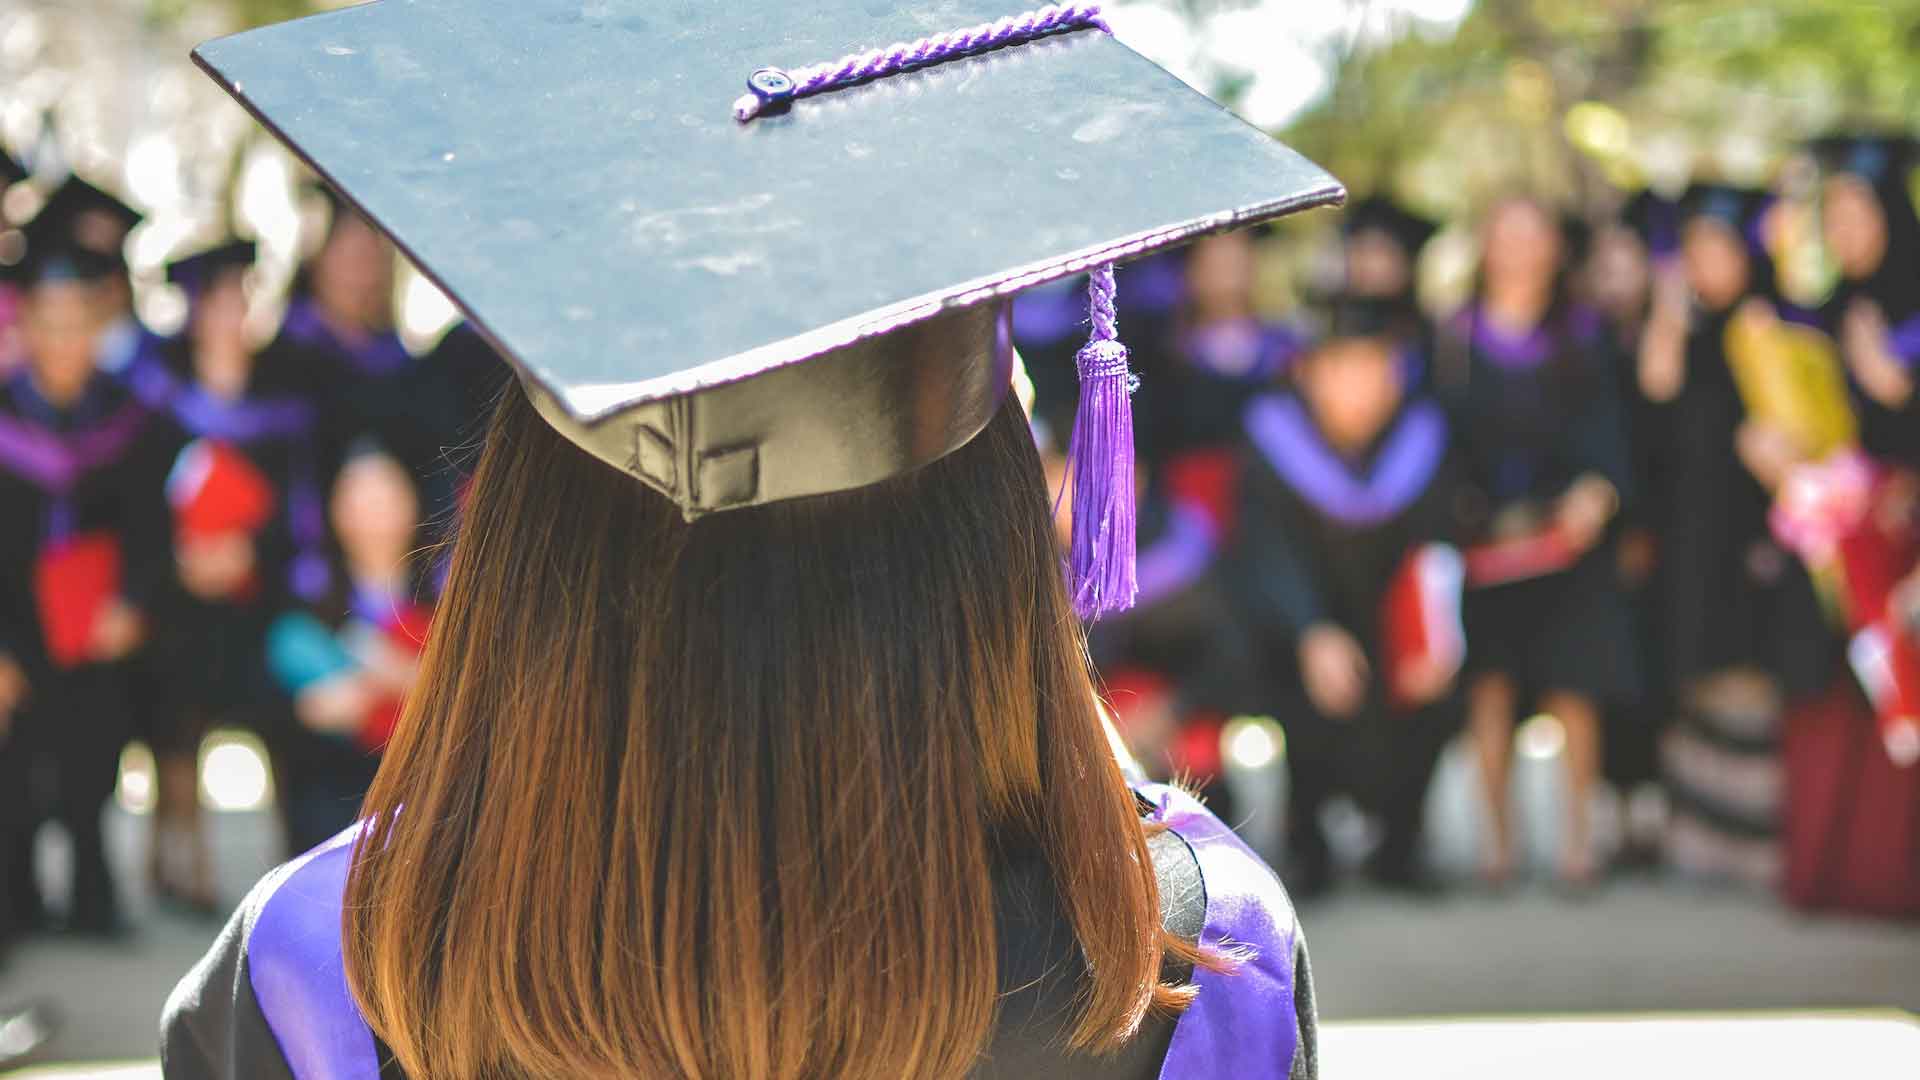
[731,3,1139,620]
[1066,263,1139,620]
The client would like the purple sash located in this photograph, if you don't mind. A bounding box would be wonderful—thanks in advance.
[1886,310,1920,369]
[1141,781,1302,1078]
[246,788,1301,1079]
[1244,393,1446,526]
[281,299,413,377]
[1453,305,1602,370]
[0,402,150,495]
[1181,319,1303,380]
[247,825,379,1080]
[1135,501,1219,609]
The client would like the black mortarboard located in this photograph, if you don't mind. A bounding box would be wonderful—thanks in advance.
[34,175,143,270]
[1341,195,1437,257]
[1318,294,1417,345]
[167,239,258,294]
[1678,183,1765,234]
[2,203,122,287]
[1811,134,1920,190]
[1618,188,1678,259]
[0,149,25,187]
[194,0,1343,616]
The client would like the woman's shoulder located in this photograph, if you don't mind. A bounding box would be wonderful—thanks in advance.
[161,826,377,1080]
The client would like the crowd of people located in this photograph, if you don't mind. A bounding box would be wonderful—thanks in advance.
[0,152,507,947]
[1020,134,1920,908]
[0,128,1916,959]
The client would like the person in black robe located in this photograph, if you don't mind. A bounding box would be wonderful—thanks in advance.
[268,190,463,521]
[1434,195,1641,889]
[0,225,171,938]
[262,437,434,854]
[1235,295,1463,897]
[1812,135,1920,468]
[135,240,332,912]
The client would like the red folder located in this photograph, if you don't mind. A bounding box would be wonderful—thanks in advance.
[34,532,123,669]
[1382,543,1466,709]
[168,439,276,539]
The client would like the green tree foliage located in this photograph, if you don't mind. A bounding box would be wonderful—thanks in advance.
[1283,0,1920,215]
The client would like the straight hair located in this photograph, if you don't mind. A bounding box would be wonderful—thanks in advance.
[341,388,1200,1079]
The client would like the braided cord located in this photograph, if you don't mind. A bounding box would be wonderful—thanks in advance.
[733,3,1109,121]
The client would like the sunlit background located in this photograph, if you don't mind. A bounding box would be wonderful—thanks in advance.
[2,0,1919,1075]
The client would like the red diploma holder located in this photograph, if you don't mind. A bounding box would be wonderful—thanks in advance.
[168,438,277,539]
[33,532,123,669]
[1383,543,1467,710]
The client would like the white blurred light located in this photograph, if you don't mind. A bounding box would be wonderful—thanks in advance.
[124,131,181,211]
[400,267,459,345]
[116,740,156,816]
[1395,0,1476,26]
[1226,715,1286,771]
[200,730,274,813]
[1517,713,1567,761]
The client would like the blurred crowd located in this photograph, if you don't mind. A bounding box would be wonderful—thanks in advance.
[1022,134,1920,911]
[1,125,1918,965]
[0,149,507,948]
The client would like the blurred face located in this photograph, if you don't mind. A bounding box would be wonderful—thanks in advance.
[1584,225,1649,319]
[191,272,252,376]
[1185,231,1256,318]
[1822,175,1889,281]
[1346,228,1412,299]
[1299,337,1402,452]
[331,453,420,570]
[1682,218,1752,312]
[21,280,105,408]
[1481,199,1563,296]
[313,211,395,330]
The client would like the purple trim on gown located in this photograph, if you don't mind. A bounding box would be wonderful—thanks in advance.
[244,787,1302,1078]
[1141,781,1301,1079]
[281,298,413,377]
[247,825,380,1080]
[1243,393,1446,526]
[1134,501,1220,609]
[0,400,149,494]
[1181,319,1303,380]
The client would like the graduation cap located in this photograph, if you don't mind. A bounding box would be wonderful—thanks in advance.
[1679,183,1765,232]
[0,148,25,187]
[1617,188,1678,260]
[1318,293,1419,345]
[1811,134,1920,190]
[167,239,258,296]
[1342,195,1437,256]
[35,175,143,270]
[1,200,122,287]
[193,0,1343,618]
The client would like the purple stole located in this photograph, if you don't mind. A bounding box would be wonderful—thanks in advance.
[280,299,412,378]
[1181,318,1303,381]
[0,383,150,542]
[1886,310,1920,369]
[1244,392,1446,527]
[1134,500,1220,609]
[246,784,1302,1078]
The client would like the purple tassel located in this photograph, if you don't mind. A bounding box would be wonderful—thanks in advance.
[1066,263,1138,620]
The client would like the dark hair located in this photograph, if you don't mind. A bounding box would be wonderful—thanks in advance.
[342,388,1202,1078]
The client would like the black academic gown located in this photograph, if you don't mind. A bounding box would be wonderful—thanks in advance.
[138,337,333,751]
[0,370,171,933]
[1433,304,1643,703]
[1233,390,1463,875]
[162,787,1318,1079]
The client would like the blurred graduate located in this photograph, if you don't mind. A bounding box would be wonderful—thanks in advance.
[0,203,172,938]
[1235,294,1464,896]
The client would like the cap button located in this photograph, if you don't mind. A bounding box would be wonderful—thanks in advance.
[747,68,797,111]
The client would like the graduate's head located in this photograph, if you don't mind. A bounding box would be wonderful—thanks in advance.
[1479,194,1565,294]
[1678,185,1764,312]
[310,197,394,330]
[20,276,105,407]
[1184,228,1258,319]
[36,176,141,315]
[1342,196,1435,301]
[1812,135,1920,284]
[170,241,256,368]
[1296,296,1407,451]
[225,4,1344,1073]
[1822,173,1889,282]
[1582,221,1651,322]
[329,439,420,571]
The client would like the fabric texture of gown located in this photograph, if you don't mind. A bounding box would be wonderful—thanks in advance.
[161,782,1316,1079]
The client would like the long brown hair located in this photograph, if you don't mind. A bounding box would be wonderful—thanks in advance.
[342,388,1197,1078]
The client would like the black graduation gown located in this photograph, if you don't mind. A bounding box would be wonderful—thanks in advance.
[161,792,1318,1080]
[1433,305,1643,702]
[0,370,172,931]
[1233,390,1463,868]
[138,337,334,745]
[1651,307,1793,684]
